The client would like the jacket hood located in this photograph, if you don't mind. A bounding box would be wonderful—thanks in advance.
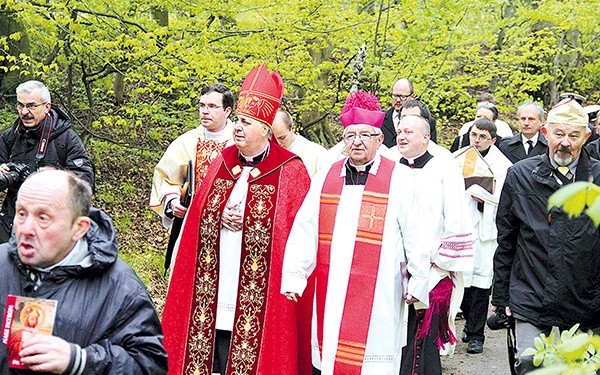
[12,104,72,140]
[9,207,118,277]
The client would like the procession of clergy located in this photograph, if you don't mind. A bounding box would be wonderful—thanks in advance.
[151,64,597,375]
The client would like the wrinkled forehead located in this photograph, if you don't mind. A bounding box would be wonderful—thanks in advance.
[546,122,586,134]
[344,124,377,134]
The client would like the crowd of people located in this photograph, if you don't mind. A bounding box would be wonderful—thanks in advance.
[0,70,599,375]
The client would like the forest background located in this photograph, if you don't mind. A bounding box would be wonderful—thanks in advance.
[1,0,599,312]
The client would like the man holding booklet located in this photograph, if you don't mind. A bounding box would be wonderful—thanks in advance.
[0,169,167,374]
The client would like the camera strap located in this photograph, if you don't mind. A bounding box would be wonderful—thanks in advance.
[35,115,54,161]
[506,325,517,375]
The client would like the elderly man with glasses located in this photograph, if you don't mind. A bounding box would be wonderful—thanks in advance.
[0,80,94,243]
[282,90,430,374]
[150,83,235,272]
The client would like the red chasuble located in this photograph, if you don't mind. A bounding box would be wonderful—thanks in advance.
[162,140,313,375]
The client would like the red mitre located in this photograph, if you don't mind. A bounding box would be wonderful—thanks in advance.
[236,64,284,126]
[339,90,385,128]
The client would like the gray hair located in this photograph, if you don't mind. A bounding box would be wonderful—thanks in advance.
[16,80,51,103]
[517,101,545,122]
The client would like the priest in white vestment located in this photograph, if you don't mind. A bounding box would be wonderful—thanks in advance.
[453,118,512,354]
[396,114,474,374]
[282,91,431,374]
[272,109,329,176]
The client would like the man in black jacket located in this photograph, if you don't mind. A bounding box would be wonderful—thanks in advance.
[0,169,167,374]
[492,99,600,374]
[498,101,548,164]
[381,79,437,147]
[0,80,94,243]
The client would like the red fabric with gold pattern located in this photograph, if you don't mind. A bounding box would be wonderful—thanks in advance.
[316,157,395,373]
[162,140,312,375]
[194,140,229,193]
[236,64,284,126]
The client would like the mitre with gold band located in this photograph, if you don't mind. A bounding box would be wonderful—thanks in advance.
[236,64,284,127]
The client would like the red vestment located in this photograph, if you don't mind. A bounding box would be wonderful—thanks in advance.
[162,140,313,375]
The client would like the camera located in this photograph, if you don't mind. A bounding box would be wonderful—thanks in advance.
[486,309,514,330]
[0,162,31,191]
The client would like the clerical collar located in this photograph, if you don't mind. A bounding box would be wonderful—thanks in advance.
[204,120,230,140]
[345,159,374,185]
[521,132,539,146]
[239,143,269,167]
[400,151,433,169]
[479,147,491,158]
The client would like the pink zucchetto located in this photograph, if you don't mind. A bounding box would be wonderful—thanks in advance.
[339,90,385,128]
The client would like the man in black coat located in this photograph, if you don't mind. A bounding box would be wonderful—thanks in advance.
[0,80,94,242]
[498,101,548,164]
[381,79,438,147]
[0,169,167,374]
[492,99,600,374]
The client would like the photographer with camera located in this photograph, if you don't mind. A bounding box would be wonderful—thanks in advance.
[0,80,94,242]
[492,99,600,374]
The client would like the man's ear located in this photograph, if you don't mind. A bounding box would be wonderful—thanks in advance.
[72,216,91,242]
[541,126,548,137]
[492,137,497,145]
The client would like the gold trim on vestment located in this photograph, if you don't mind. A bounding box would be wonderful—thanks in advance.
[185,178,232,375]
[229,184,275,374]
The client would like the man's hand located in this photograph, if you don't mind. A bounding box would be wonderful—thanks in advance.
[404,293,419,305]
[19,334,71,374]
[284,292,298,302]
[222,205,243,232]
[491,305,512,316]
[170,199,188,219]
[0,163,9,174]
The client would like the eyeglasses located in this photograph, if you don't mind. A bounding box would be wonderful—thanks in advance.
[16,102,47,111]
[198,103,223,111]
[343,132,380,142]
[391,93,412,100]
[469,132,492,142]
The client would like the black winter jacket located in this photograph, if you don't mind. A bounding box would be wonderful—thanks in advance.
[0,209,167,374]
[0,106,95,242]
[492,152,600,329]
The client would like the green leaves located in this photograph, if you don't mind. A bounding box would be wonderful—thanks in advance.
[526,325,600,375]
[547,182,600,227]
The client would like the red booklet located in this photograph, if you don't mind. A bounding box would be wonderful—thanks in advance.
[2,295,58,369]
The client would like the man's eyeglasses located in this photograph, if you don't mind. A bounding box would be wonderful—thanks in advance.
[469,132,491,142]
[391,93,412,100]
[198,103,223,111]
[17,102,47,111]
[343,132,380,142]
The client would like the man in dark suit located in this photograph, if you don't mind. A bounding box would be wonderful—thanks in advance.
[499,101,547,164]
[382,79,414,147]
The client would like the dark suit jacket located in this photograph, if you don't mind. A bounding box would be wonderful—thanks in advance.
[498,132,548,164]
[381,107,438,148]
[381,108,398,148]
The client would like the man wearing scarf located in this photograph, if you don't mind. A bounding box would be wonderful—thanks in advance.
[282,90,431,374]
[0,80,94,243]
[162,64,313,375]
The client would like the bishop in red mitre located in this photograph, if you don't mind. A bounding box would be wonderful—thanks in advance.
[162,64,313,375]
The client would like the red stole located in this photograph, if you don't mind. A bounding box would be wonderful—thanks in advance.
[194,139,228,193]
[316,157,395,373]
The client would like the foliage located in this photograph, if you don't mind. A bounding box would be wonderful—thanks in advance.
[547,181,600,227]
[524,324,600,375]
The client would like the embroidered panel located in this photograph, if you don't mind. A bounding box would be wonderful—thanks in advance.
[195,140,228,193]
[228,184,276,374]
[184,178,233,375]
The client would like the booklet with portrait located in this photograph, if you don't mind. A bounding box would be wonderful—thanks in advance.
[2,295,58,369]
